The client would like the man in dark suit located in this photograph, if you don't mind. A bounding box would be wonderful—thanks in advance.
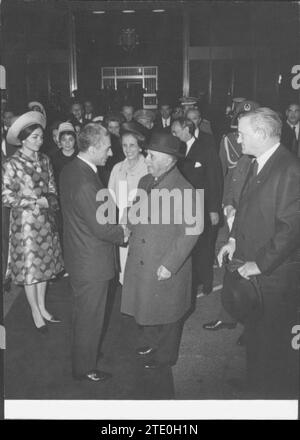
[68,101,88,134]
[60,123,127,382]
[153,101,173,133]
[186,107,213,140]
[281,102,300,157]
[172,117,223,296]
[83,99,95,121]
[218,107,300,398]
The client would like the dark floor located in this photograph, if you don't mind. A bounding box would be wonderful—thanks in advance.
[4,263,247,400]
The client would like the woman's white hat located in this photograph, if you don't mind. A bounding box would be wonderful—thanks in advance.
[6,111,46,146]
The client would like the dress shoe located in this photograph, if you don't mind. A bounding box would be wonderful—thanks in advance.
[196,286,212,298]
[36,325,48,334]
[144,361,170,369]
[202,320,237,331]
[44,315,61,323]
[136,346,156,356]
[73,369,112,382]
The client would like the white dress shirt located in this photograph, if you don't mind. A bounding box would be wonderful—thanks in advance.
[287,121,299,140]
[77,155,97,173]
[162,117,171,128]
[256,143,280,174]
[185,136,195,157]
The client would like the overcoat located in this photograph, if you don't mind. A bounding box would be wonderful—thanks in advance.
[121,166,203,325]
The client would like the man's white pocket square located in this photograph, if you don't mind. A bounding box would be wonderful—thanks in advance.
[194,162,202,168]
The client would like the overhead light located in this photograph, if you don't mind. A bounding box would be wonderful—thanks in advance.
[122,10,135,13]
[152,9,165,13]
[93,11,106,14]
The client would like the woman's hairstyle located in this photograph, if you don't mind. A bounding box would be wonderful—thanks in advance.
[58,131,76,142]
[121,130,145,150]
[18,124,44,142]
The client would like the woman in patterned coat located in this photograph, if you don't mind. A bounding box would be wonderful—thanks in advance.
[2,111,64,332]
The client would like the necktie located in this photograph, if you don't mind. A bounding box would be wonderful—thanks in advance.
[241,159,258,198]
[291,126,298,155]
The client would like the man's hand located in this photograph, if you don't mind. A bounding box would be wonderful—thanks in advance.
[36,197,49,208]
[209,212,219,226]
[224,205,236,219]
[157,265,171,281]
[238,262,261,280]
[217,239,236,267]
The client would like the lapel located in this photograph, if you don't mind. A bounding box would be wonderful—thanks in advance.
[75,157,102,187]
[185,138,199,161]
[241,146,284,201]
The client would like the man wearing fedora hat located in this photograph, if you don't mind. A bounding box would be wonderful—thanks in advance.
[121,132,203,368]
[218,107,300,398]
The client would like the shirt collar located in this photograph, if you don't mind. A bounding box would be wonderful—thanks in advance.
[194,127,199,138]
[287,121,299,129]
[77,154,97,173]
[256,143,280,173]
[186,136,195,156]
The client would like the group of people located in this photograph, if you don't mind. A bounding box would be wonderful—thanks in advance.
[1,93,300,397]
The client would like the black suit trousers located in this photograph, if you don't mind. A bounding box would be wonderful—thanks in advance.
[70,275,110,376]
[244,263,299,398]
[139,318,184,366]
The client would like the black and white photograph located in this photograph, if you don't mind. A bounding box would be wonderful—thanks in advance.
[1,0,299,421]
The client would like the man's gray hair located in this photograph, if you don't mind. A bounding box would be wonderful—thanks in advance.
[77,123,109,152]
[239,107,282,139]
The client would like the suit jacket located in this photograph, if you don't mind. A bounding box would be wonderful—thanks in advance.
[59,157,124,281]
[153,116,173,133]
[68,115,89,133]
[231,145,300,276]
[121,166,203,325]
[178,133,223,215]
[281,122,300,156]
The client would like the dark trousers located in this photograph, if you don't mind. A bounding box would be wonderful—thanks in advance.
[139,318,185,366]
[244,264,299,398]
[70,276,109,376]
[192,221,219,293]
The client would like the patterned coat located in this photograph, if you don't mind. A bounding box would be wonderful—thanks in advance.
[121,166,203,325]
[2,150,64,284]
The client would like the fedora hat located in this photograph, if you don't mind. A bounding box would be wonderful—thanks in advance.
[6,111,46,146]
[222,259,263,323]
[148,132,184,159]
